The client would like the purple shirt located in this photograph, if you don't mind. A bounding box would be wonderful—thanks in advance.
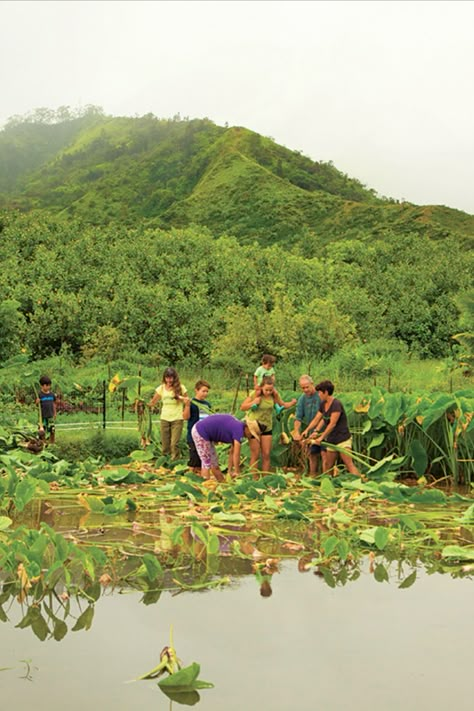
[195,414,245,443]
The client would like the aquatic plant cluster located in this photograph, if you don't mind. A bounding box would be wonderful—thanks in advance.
[0,438,473,643]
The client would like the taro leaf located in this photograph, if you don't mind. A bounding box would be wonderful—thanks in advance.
[142,588,162,606]
[365,455,404,481]
[263,494,279,511]
[457,504,474,524]
[171,481,204,501]
[14,477,37,512]
[103,468,132,484]
[211,512,246,524]
[398,571,417,589]
[383,392,405,426]
[337,539,350,562]
[318,566,336,588]
[374,564,389,583]
[367,433,385,451]
[421,395,456,431]
[322,536,339,556]
[191,522,208,545]
[72,605,94,632]
[221,488,239,508]
[87,497,105,513]
[160,688,201,706]
[53,619,68,642]
[409,439,428,477]
[359,527,377,545]
[130,449,155,462]
[0,517,12,531]
[320,476,336,498]
[207,534,220,555]
[0,606,7,623]
[158,662,214,691]
[407,489,447,505]
[142,553,163,582]
[397,515,424,533]
[368,390,385,420]
[331,509,351,525]
[31,609,50,641]
[374,527,390,551]
[441,545,474,561]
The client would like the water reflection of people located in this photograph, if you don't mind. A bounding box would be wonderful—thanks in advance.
[253,558,280,597]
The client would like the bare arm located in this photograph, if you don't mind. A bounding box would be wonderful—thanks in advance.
[241,390,261,411]
[274,390,297,409]
[148,390,161,409]
[231,440,241,475]
[301,411,323,437]
[182,396,191,420]
[314,411,341,443]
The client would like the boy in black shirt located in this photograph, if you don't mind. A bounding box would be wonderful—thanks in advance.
[36,375,57,444]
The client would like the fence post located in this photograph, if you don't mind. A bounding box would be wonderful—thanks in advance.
[293,379,297,391]
[231,373,243,414]
[121,389,126,422]
[102,380,106,430]
[387,369,391,392]
[245,373,249,395]
[138,366,142,398]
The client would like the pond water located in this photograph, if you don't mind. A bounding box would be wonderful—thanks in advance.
[1,561,472,711]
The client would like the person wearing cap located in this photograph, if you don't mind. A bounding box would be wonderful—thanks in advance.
[148,367,190,460]
[191,413,263,480]
[240,376,297,475]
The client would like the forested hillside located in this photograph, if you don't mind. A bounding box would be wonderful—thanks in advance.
[2,109,473,249]
[0,108,473,370]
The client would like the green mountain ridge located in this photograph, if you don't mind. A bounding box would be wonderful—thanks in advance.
[2,110,472,249]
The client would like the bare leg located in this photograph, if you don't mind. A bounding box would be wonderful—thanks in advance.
[339,450,360,476]
[249,437,261,476]
[260,435,272,474]
[322,450,338,476]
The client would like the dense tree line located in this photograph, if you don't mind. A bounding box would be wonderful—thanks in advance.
[0,212,472,370]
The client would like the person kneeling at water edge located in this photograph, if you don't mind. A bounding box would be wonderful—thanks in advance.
[301,380,360,477]
[191,413,265,481]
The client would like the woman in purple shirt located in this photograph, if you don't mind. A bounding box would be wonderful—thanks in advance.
[192,414,263,480]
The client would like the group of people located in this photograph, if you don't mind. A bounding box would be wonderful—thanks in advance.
[34,353,360,479]
[147,354,360,480]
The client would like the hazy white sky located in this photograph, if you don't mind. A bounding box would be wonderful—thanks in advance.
[2,0,473,213]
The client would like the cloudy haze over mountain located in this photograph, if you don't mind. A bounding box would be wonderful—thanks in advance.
[2,0,473,213]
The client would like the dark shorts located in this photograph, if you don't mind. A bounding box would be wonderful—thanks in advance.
[310,443,324,454]
[187,439,201,468]
[261,430,272,437]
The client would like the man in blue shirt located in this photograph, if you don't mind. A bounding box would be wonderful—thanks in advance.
[292,375,321,475]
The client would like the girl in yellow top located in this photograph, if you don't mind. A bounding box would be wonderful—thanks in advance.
[148,367,190,460]
[240,375,296,475]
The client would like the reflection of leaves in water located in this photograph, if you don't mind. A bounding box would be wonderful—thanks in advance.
[72,605,94,631]
[398,570,417,589]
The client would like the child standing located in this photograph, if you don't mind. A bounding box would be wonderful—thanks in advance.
[36,375,56,444]
[253,354,276,388]
[186,379,214,473]
[148,367,190,460]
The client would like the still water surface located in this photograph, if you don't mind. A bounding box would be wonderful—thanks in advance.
[1,562,472,711]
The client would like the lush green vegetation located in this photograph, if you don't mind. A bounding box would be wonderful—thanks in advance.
[0,211,473,367]
[0,108,472,620]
